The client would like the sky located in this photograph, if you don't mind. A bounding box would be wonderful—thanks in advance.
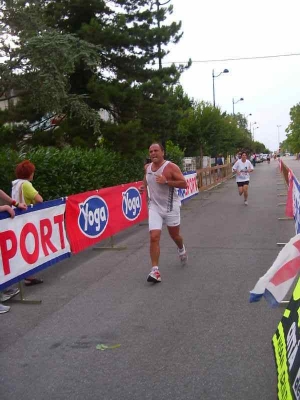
[164,0,300,151]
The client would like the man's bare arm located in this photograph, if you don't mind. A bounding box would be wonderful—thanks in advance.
[139,164,149,194]
[156,164,187,189]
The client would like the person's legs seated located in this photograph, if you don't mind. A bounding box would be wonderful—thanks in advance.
[24,277,43,286]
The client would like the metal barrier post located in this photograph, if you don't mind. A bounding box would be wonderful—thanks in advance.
[10,282,42,304]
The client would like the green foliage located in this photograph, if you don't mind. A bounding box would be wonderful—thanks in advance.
[0,147,145,199]
[232,113,248,130]
[0,148,20,194]
[166,140,184,169]
[176,102,233,156]
[174,101,266,157]
[0,18,102,131]
[0,1,269,159]
[250,141,268,154]
[0,0,189,153]
[285,103,300,153]
[0,124,28,149]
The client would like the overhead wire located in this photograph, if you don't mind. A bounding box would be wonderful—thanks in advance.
[161,52,300,65]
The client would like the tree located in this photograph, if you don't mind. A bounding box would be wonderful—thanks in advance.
[232,112,249,132]
[252,141,268,154]
[174,101,266,159]
[176,102,235,157]
[0,2,102,134]
[285,103,300,153]
[0,0,189,152]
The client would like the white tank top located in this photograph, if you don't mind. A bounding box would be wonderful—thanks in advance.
[11,179,26,204]
[146,161,181,213]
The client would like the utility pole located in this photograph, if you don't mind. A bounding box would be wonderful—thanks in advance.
[156,0,171,70]
[156,0,171,153]
[277,125,282,152]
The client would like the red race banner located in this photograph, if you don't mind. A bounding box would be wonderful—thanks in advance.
[65,182,148,253]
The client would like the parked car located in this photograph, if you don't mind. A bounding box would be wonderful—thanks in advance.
[255,155,263,163]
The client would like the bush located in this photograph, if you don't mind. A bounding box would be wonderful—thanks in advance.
[166,140,184,169]
[0,147,145,200]
[0,141,184,200]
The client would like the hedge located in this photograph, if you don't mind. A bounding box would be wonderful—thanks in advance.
[0,143,183,200]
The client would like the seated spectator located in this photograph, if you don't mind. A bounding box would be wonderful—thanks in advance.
[12,160,44,286]
[0,189,27,314]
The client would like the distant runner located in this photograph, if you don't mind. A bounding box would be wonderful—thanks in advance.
[232,151,254,206]
[139,143,188,283]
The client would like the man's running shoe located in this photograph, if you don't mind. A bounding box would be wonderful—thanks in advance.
[147,268,161,283]
[179,252,188,265]
[178,247,188,266]
[244,200,248,206]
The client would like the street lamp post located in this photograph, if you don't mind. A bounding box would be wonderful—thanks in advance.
[245,113,252,130]
[232,97,244,115]
[250,121,257,140]
[277,125,282,152]
[212,68,229,107]
[253,125,259,141]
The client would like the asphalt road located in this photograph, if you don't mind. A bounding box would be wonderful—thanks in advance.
[0,158,295,400]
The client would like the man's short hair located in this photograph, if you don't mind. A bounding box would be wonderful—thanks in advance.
[150,143,164,152]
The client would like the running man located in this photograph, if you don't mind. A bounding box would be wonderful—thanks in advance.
[139,143,188,283]
[232,151,254,205]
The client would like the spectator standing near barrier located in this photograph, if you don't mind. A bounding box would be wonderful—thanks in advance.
[0,190,27,313]
[216,154,224,180]
[232,151,254,206]
[139,143,188,283]
[12,160,44,286]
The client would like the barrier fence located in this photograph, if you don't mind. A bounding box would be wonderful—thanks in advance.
[0,171,199,291]
[280,158,290,186]
[279,159,300,234]
[273,159,300,400]
[197,163,233,190]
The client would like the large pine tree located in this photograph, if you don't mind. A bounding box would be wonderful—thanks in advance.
[0,0,190,152]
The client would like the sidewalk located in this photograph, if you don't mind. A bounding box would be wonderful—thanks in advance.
[0,159,295,400]
[280,155,300,180]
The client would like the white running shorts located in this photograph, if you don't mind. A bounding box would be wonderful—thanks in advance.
[148,207,181,231]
